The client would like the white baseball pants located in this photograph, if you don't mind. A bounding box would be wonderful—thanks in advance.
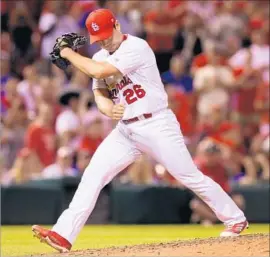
[52,109,246,244]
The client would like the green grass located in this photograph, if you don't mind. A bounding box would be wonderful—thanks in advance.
[1,224,269,256]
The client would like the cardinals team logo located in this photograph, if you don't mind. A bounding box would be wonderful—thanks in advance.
[91,22,99,32]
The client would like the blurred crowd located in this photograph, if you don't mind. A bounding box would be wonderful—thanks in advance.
[1,0,269,219]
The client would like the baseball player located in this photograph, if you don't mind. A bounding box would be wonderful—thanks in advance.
[32,9,248,253]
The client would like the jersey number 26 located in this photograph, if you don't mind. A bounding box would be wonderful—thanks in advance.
[123,85,146,105]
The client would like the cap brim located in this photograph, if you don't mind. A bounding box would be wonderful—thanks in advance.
[90,28,113,44]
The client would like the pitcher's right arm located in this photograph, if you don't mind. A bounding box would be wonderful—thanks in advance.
[93,88,125,120]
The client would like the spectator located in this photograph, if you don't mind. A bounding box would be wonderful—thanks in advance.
[38,1,80,60]
[37,75,61,125]
[69,0,96,26]
[38,75,59,104]
[190,140,245,226]
[17,64,41,120]
[167,0,186,26]
[249,132,269,183]
[230,49,261,134]
[7,147,43,184]
[229,28,269,143]
[1,1,9,33]
[229,28,269,83]
[254,82,270,136]
[174,11,204,65]
[196,106,257,185]
[144,1,177,73]
[9,1,37,74]
[119,155,155,185]
[1,76,20,116]
[0,78,28,170]
[208,1,247,43]
[55,90,81,149]
[41,146,77,179]
[187,1,215,25]
[0,0,269,191]
[1,78,22,118]
[77,91,96,120]
[193,43,235,120]
[76,148,92,174]
[196,106,243,153]
[50,61,68,88]
[68,69,91,91]
[24,103,56,169]
[79,108,109,156]
[249,81,270,182]
[68,0,97,58]
[105,1,136,36]
[0,50,13,116]
[191,40,228,75]
[162,55,193,94]
[224,34,243,58]
[0,50,11,88]
[166,86,194,138]
[120,1,146,37]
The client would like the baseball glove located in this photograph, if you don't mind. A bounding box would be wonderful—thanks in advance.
[50,32,88,70]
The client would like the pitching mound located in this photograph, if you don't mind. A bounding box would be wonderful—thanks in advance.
[47,233,269,256]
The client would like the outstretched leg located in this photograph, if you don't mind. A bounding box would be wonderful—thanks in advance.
[133,109,247,235]
[33,126,140,250]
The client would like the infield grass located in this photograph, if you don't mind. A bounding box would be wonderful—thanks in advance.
[1,224,269,256]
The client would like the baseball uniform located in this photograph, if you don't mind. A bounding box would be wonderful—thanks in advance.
[51,33,246,244]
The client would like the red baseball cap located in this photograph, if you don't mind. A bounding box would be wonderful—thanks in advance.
[85,9,116,44]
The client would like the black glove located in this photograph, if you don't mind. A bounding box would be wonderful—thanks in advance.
[50,32,88,70]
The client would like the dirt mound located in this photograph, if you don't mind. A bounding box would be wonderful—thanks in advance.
[46,233,270,257]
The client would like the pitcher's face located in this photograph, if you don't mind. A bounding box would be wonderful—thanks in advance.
[97,35,115,52]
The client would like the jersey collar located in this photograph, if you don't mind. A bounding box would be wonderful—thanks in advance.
[109,34,128,55]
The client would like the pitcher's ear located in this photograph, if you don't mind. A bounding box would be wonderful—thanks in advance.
[114,20,121,32]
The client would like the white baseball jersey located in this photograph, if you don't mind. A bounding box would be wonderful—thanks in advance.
[92,34,168,120]
[52,36,246,245]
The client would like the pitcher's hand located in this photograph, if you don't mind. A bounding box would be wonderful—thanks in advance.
[111,104,125,120]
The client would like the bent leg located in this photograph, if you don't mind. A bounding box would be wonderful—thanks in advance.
[52,127,140,244]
